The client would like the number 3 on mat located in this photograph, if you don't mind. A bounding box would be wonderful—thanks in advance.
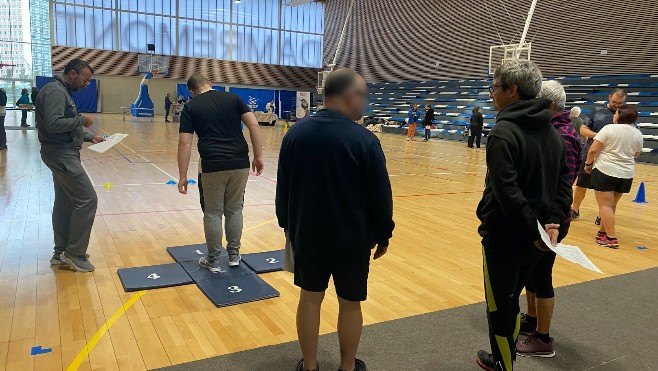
[228,285,242,293]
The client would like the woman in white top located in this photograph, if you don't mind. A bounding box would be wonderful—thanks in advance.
[584,104,644,248]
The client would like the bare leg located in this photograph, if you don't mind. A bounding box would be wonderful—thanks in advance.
[572,186,587,212]
[535,298,555,334]
[338,296,363,371]
[526,291,537,317]
[297,289,325,371]
[595,191,616,237]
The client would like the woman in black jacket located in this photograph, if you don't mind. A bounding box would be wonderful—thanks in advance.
[468,106,484,148]
[422,104,434,141]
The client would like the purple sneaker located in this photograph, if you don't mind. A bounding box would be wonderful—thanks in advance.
[516,334,555,358]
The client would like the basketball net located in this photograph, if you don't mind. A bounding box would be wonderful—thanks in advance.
[151,68,159,78]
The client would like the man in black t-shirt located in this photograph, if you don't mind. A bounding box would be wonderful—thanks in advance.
[177,73,264,270]
[571,88,626,221]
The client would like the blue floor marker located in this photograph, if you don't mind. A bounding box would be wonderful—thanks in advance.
[117,263,194,292]
[242,250,285,273]
[637,246,649,251]
[180,256,253,282]
[31,346,52,355]
[166,244,226,262]
[196,273,279,307]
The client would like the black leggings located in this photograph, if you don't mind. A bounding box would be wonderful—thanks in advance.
[483,242,543,370]
[0,115,6,147]
[468,126,482,148]
[525,222,570,299]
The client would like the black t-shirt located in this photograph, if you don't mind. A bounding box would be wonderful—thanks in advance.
[179,90,251,173]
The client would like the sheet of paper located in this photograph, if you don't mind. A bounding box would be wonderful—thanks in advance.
[88,133,128,153]
[536,221,603,274]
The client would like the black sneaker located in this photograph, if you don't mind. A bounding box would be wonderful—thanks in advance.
[50,252,68,266]
[571,209,580,220]
[594,216,601,225]
[476,350,495,371]
[519,313,536,336]
[296,359,319,371]
[338,359,367,371]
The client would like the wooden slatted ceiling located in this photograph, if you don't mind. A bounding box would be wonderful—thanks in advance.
[51,46,320,89]
[324,0,658,82]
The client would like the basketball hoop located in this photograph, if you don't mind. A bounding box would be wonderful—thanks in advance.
[151,68,159,78]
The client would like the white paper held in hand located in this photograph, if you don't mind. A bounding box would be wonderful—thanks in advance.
[536,221,603,274]
[88,133,129,153]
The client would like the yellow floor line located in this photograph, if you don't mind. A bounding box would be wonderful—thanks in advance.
[65,218,277,370]
[66,290,146,371]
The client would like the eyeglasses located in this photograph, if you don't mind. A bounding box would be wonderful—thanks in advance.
[488,85,502,94]
[77,72,91,86]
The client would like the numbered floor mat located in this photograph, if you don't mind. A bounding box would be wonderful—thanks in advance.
[196,273,280,307]
[117,263,193,292]
[179,256,254,282]
[241,250,285,273]
[166,244,226,262]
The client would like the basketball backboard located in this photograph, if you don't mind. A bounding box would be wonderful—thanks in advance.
[488,43,531,75]
[137,54,170,76]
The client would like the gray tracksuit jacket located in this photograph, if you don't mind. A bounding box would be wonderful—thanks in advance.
[36,77,94,154]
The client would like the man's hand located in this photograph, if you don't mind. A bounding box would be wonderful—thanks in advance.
[545,224,560,246]
[372,244,388,260]
[584,164,593,174]
[91,135,105,144]
[252,157,264,176]
[178,178,189,194]
[534,223,560,251]
[82,115,94,128]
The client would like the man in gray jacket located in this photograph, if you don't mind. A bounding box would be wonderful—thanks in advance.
[36,58,104,272]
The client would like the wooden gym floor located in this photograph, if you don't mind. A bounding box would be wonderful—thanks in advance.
[1,112,657,371]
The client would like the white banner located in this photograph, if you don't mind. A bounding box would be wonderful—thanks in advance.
[296,91,311,120]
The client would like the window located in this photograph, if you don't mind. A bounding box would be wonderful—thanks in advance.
[52,0,324,68]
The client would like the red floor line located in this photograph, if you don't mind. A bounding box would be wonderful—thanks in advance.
[96,203,275,217]
[393,190,480,198]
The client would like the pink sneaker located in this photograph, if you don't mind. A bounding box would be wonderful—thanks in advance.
[516,334,555,358]
[595,231,608,246]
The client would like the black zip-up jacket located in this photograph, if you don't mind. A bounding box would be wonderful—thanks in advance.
[423,108,435,125]
[470,111,484,128]
[276,109,395,261]
[477,98,572,246]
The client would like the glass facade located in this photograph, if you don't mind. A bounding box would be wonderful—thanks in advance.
[52,0,325,68]
[0,0,52,106]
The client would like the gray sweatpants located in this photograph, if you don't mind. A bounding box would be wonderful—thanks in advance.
[199,169,249,260]
[41,152,98,257]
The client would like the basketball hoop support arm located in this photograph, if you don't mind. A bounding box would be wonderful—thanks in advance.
[329,0,356,71]
[516,0,538,58]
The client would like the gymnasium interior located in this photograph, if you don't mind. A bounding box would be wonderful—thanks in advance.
[1,0,657,370]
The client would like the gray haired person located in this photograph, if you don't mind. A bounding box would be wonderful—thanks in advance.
[476,60,573,371]
[36,58,105,272]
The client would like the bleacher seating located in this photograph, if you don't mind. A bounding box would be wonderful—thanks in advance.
[367,74,658,164]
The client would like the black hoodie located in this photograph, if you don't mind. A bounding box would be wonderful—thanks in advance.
[476,98,572,246]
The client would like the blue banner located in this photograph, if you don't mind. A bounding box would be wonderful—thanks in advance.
[36,76,98,113]
[230,88,275,112]
[176,83,225,102]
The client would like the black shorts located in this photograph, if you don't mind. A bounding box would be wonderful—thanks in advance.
[575,160,592,188]
[591,168,633,193]
[294,254,370,302]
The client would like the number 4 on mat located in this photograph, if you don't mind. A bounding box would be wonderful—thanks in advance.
[147,273,161,280]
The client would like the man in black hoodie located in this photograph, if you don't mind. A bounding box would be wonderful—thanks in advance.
[475,60,572,371]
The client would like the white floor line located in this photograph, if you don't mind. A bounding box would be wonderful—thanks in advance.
[92,124,178,180]
[81,163,97,186]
